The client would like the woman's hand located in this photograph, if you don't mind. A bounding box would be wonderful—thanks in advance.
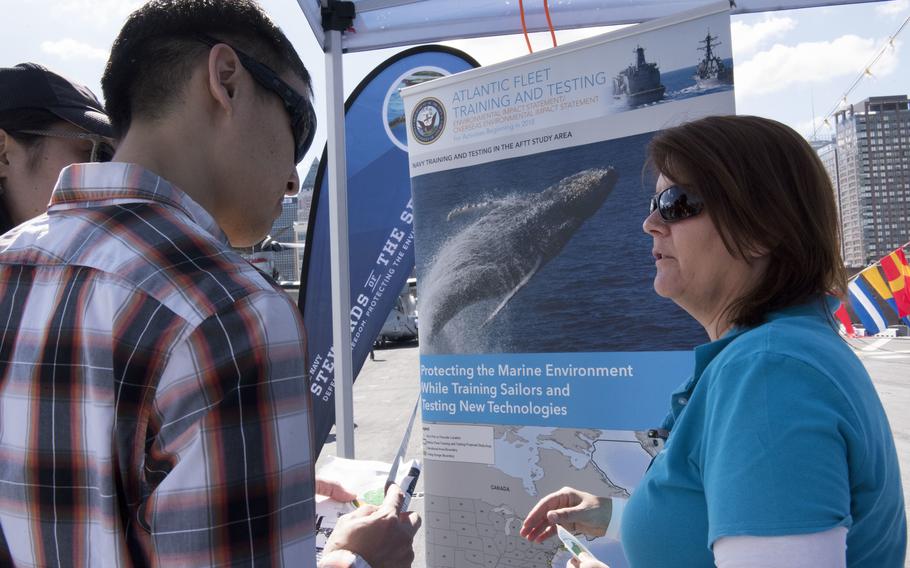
[520,486,613,543]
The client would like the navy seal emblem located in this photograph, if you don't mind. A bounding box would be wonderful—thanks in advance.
[411,97,446,144]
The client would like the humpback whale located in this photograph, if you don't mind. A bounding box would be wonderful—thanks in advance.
[421,167,619,337]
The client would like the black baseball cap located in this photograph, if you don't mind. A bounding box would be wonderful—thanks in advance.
[0,63,112,138]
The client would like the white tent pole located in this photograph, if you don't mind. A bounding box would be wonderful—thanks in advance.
[324,27,355,458]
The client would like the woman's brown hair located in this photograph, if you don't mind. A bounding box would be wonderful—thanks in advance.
[648,115,847,327]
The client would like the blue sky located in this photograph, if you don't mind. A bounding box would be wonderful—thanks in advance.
[1,0,907,172]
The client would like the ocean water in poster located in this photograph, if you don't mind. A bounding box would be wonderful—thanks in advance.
[403,4,734,566]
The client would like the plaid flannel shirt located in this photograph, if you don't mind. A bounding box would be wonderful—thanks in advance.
[0,163,316,567]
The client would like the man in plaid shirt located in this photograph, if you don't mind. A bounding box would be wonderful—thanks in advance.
[0,1,419,566]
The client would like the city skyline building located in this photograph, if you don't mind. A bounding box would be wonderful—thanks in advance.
[235,160,318,284]
[269,195,301,282]
[267,160,320,283]
[817,94,910,268]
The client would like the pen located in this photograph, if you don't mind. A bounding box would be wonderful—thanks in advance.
[400,463,421,511]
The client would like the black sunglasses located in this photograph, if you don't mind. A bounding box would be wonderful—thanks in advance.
[15,129,115,163]
[649,185,705,223]
[196,34,316,164]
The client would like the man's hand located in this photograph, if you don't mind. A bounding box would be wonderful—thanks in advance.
[316,476,357,502]
[520,486,612,543]
[323,483,421,568]
[568,551,610,568]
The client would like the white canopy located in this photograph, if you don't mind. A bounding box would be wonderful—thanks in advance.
[299,0,881,53]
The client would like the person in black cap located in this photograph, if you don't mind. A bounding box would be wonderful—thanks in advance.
[0,63,115,233]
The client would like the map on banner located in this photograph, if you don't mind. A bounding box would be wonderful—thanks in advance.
[423,425,660,568]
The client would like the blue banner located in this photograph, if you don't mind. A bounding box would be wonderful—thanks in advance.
[299,46,478,455]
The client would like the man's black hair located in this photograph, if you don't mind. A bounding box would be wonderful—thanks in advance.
[102,0,311,139]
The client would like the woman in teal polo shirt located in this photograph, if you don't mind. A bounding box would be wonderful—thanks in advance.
[520,115,906,567]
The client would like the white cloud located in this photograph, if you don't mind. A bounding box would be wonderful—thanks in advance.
[52,0,143,26]
[876,0,909,16]
[40,38,108,61]
[793,118,817,138]
[736,35,901,97]
[731,16,797,58]
[794,117,836,140]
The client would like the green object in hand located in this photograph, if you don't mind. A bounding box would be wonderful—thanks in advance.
[361,488,385,506]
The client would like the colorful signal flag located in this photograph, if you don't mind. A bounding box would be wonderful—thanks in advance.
[834,303,856,337]
[859,266,910,326]
[847,278,888,335]
[879,248,910,317]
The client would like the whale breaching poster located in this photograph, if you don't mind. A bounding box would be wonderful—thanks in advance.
[402,3,734,567]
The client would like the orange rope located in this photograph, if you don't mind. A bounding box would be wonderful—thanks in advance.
[518,0,533,53]
[543,0,557,47]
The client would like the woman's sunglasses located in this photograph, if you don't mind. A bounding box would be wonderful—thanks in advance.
[15,129,115,163]
[649,185,705,223]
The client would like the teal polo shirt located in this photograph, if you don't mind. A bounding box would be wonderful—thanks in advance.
[621,297,906,567]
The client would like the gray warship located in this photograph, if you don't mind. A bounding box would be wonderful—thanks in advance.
[694,32,733,88]
[612,46,666,107]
